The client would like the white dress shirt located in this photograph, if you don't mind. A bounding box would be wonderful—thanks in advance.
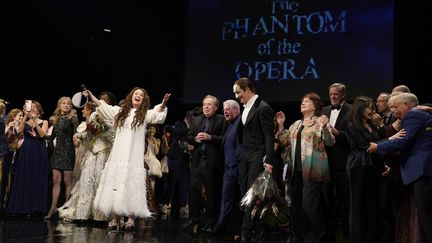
[242,94,258,124]
[329,101,345,127]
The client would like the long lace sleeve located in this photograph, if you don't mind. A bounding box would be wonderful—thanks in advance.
[96,100,121,127]
[145,104,167,124]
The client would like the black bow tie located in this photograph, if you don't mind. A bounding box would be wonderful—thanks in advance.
[331,105,341,110]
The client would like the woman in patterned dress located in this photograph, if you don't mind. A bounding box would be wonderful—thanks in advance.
[45,97,79,219]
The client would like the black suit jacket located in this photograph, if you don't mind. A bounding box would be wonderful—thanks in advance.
[323,102,353,170]
[242,97,276,165]
[383,113,397,127]
[187,114,225,169]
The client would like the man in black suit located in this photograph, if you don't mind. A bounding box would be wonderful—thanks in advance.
[233,77,276,242]
[322,82,352,240]
[183,95,225,233]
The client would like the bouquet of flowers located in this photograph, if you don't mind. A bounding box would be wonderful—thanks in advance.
[240,170,292,229]
[85,115,110,144]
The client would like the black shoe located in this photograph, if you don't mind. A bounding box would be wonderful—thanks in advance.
[182,219,194,229]
[200,224,211,233]
[207,223,226,234]
[240,234,251,243]
[199,221,216,233]
[122,221,135,231]
[182,220,198,234]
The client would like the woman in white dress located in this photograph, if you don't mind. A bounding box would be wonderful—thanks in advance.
[144,124,162,213]
[83,87,170,230]
[145,124,162,178]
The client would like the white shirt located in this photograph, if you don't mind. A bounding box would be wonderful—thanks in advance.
[329,101,345,127]
[242,94,258,124]
[184,118,191,129]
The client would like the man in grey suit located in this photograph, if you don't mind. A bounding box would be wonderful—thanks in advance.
[233,77,276,242]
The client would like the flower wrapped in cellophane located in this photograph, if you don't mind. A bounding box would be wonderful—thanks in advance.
[86,116,108,142]
[75,112,115,153]
[240,170,292,229]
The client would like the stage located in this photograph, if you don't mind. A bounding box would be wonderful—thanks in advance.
[0,213,291,242]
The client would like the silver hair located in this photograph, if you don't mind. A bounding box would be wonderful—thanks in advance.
[395,92,418,107]
[223,99,240,110]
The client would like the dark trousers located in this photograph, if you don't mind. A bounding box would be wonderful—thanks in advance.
[1,152,14,208]
[239,157,264,237]
[379,176,395,243]
[325,169,350,239]
[291,171,305,241]
[349,166,380,243]
[163,156,189,207]
[291,171,333,243]
[413,176,432,243]
[217,166,240,224]
[189,157,222,225]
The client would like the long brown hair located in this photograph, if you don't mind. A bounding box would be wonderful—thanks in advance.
[7,109,23,124]
[115,87,150,131]
[350,96,374,128]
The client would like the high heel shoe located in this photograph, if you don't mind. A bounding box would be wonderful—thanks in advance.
[44,208,57,220]
[122,220,135,231]
[107,219,120,230]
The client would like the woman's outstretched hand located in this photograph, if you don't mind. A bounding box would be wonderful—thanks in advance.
[161,93,171,109]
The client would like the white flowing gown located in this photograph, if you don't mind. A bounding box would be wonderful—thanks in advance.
[93,101,167,218]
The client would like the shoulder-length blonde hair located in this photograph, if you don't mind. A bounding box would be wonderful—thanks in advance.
[53,97,77,119]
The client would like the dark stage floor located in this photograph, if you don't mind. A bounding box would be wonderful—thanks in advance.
[0,212,292,243]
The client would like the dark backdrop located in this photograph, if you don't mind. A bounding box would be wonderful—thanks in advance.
[0,0,429,126]
[184,0,394,104]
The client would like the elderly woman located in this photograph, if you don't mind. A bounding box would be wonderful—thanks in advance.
[276,92,335,243]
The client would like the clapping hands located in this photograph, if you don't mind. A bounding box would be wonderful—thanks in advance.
[318,115,329,128]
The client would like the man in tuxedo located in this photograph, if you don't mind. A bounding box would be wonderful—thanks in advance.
[184,95,225,233]
[368,93,432,243]
[322,82,352,240]
[233,77,276,242]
